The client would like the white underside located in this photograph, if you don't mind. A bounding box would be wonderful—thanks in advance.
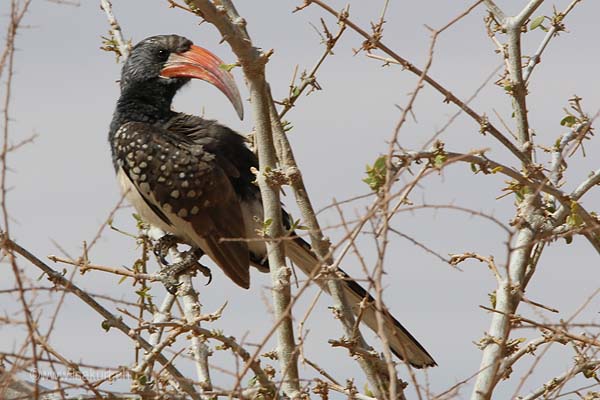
[239,196,266,258]
[117,167,266,259]
[117,168,172,232]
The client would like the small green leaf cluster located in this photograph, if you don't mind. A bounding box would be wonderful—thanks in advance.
[362,155,387,191]
[255,217,273,237]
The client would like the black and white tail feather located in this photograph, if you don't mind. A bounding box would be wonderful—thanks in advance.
[285,236,436,369]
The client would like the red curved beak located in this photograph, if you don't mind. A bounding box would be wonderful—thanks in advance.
[160,45,244,120]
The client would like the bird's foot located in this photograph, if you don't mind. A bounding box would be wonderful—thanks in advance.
[156,248,212,294]
[153,234,180,265]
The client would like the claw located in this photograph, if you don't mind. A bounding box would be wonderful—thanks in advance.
[155,247,211,293]
[153,249,170,266]
[192,249,211,285]
[198,264,212,286]
[157,271,182,295]
[153,234,179,266]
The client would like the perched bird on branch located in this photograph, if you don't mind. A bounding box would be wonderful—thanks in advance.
[108,34,435,368]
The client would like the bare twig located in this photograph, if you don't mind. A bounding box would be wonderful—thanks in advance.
[99,0,130,59]
[523,0,583,81]
[300,0,530,166]
[520,360,600,400]
[2,234,201,399]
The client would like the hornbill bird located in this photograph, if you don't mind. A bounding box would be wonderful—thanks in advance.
[109,34,436,368]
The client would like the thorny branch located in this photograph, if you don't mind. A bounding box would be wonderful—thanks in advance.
[523,0,582,82]
[181,1,302,397]
[2,234,202,400]
[268,91,394,397]
[297,0,530,166]
[99,0,130,60]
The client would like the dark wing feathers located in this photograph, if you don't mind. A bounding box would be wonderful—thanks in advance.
[187,185,251,289]
[112,120,251,288]
[164,114,259,199]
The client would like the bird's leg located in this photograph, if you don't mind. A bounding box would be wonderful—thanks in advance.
[156,248,212,294]
[153,234,180,266]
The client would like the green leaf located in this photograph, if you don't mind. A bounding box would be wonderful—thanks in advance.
[292,86,300,97]
[288,218,309,231]
[363,155,387,191]
[530,15,545,31]
[488,291,497,309]
[219,63,237,72]
[554,137,562,149]
[566,201,584,228]
[136,287,152,300]
[118,275,128,285]
[560,115,577,127]
[434,153,446,168]
[373,155,386,171]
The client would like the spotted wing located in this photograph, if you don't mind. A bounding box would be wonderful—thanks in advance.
[112,121,251,288]
[163,114,259,200]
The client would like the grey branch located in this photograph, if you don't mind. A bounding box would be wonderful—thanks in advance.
[471,2,546,398]
[99,0,130,58]
[182,1,301,396]
[504,20,532,159]
[144,291,176,387]
[267,92,392,397]
[514,0,545,26]
[471,217,539,400]
[146,227,213,393]
[483,0,506,21]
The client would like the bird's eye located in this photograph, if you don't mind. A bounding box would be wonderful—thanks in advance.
[157,49,169,60]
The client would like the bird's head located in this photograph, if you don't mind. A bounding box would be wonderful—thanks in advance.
[120,34,243,119]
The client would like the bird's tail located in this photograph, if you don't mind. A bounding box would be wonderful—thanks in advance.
[285,237,436,369]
